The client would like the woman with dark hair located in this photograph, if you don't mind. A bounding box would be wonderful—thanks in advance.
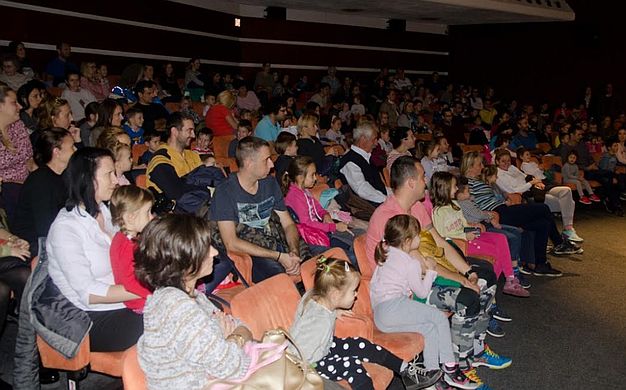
[46,147,143,352]
[386,126,415,171]
[13,128,75,253]
[8,41,34,79]
[159,62,181,103]
[17,80,45,133]
[89,98,124,146]
[135,213,253,389]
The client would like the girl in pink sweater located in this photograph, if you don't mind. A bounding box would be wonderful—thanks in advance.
[282,156,357,263]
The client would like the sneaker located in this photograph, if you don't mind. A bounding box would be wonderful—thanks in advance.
[402,363,443,390]
[518,265,532,275]
[619,193,626,201]
[578,196,592,205]
[486,318,505,338]
[545,243,554,254]
[552,241,583,256]
[589,194,601,202]
[532,262,563,277]
[443,367,481,390]
[503,278,530,297]
[490,305,512,322]
[462,367,491,389]
[516,272,531,289]
[471,345,512,370]
[562,228,584,243]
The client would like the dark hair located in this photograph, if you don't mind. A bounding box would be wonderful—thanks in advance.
[235,136,269,168]
[268,99,286,116]
[125,106,143,119]
[275,132,297,155]
[390,127,411,149]
[281,155,314,195]
[64,147,115,218]
[494,134,511,148]
[390,155,420,190]
[17,80,45,111]
[134,79,155,96]
[457,176,469,195]
[95,99,124,128]
[196,127,213,138]
[304,101,320,114]
[84,101,99,122]
[165,112,195,140]
[374,214,421,265]
[429,171,459,210]
[237,119,253,133]
[8,41,23,54]
[134,214,213,293]
[34,127,71,166]
[65,68,80,81]
[143,132,161,142]
[494,148,511,163]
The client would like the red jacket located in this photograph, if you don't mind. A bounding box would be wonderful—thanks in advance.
[110,232,152,313]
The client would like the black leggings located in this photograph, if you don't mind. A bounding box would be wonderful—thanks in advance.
[86,309,143,352]
[0,257,30,334]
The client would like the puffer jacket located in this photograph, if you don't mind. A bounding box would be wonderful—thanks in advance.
[13,246,91,390]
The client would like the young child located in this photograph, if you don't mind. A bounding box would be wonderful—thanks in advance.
[297,113,337,178]
[420,141,447,185]
[562,151,600,205]
[350,95,365,119]
[201,92,216,117]
[273,131,298,182]
[123,107,145,145]
[323,117,346,148]
[139,133,161,166]
[80,101,99,147]
[338,102,352,126]
[192,127,214,159]
[282,156,357,263]
[113,142,133,186]
[491,134,516,161]
[180,96,202,125]
[109,185,155,313]
[519,148,547,181]
[430,172,528,298]
[370,215,482,389]
[371,126,392,170]
[228,120,252,158]
[290,257,433,390]
[481,165,509,204]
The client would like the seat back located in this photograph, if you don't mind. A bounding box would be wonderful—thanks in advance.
[214,135,235,158]
[131,144,148,165]
[353,235,373,280]
[300,248,350,291]
[230,274,301,340]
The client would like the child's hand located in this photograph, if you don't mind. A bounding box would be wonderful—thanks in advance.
[335,222,349,232]
[9,246,30,261]
[215,312,238,335]
[466,232,477,241]
[424,256,437,271]
[336,309,354,319]
[462,277,480,294]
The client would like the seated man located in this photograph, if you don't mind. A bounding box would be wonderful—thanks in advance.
[210,136,302,283]
[134,79,169,133]
[254,100,286,142]
[509,117,538,152]
[338,121,388,206]
[60,70,96,122]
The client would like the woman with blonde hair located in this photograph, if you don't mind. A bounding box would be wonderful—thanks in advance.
[205,90,238,137]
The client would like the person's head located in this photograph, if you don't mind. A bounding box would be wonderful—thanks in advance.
[188,58,201,71]
[8,41,26,60]
[143,64,154,80]
[429,171,459,209]
[566,150,578,165]
[216,90,236,109]
[135,80,156,105]
[180,96,192,110]
[110,185,154,236]
[113,142,132,175]
[164,62,174,77]
[494,149,513,171]
[38,97,72,130]
[353,122,378,153]
[460,151,484,178]
[17,80,44,113]
[236,120,253,140]
[379,126,391,143]
[1,55,18,77]
[374,214,421,265]
[481,164,498,184]
[0,86,20,128]
[165,112,195,150]
[96,99,124,127]
[455,176,471,201]
[34,127,75,168]
[559,131,570,145]
[319,83,330,96]
[310,257,361,311]
[390,155,426,201]
[195,127,213,150]
[389,126,415,151]
[495,134,511,149]
[144,132,161,152]
[275,131,297,157]
[135,214,217,294]
[378,111,389,126]
[96,126,127,150]
[330,116,342,132]
[237,83,248,97]
[56,42,71,59]
[269,100,287,121]
[204,93,216,106]
[296,113,318,138]
[305,101,320,116]
[83,101,99,125]
[125,107,144,129]
[80,61,97,80]
[618,128,626,143]
[517,117,529,133]
[607,136,620,155]
[519,148,532,163]
[282,155,316,195]
[425,140,441,159]
[236,136,273,177]
[239,109,252,121]
[573,128,585,143]
[65,147,117,217]
[98,63,108,78]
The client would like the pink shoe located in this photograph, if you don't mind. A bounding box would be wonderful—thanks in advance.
[589,194,601,202]
[579,196,592,205]
[503,279,530,297]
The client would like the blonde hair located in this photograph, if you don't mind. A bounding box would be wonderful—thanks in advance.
[306,257,360,307]
[296,113,318,136]
[38,97,69,130]
[113,142,131,163]
[374,214,421,265]
[460,151,482,177]
[96,126,126,150]
[480,164,498,183]
[216,90,236,109]
[110,185,154,233]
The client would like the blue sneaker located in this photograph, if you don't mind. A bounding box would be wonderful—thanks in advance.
[471,345,512,369]
[489,305,512,322]
[486,318,505,338]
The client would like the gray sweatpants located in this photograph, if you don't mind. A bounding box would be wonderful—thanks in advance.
[545,186,576,227]
[373,297,455,370]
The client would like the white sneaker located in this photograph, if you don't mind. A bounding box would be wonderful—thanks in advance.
[562,228,583,243]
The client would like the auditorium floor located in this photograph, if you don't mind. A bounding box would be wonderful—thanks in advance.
[1,206,624,389]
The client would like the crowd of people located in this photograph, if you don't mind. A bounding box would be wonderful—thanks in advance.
[2,39,626,390]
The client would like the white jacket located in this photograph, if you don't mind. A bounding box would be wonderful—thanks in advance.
[496,166,532,194]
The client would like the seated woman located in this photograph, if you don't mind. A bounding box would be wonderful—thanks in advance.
[386,126,415,172]
[134,214,253,390]
[46,147,143,352]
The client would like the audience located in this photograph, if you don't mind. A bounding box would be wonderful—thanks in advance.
[205,90,237,137]
[254,100,286,142]
[133,80,169,133]
[61,69,96,122]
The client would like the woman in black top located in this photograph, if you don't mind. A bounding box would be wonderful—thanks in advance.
[296,113,337,177]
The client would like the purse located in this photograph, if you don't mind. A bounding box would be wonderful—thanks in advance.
[205,328,324,390]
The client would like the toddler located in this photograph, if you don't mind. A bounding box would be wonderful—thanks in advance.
[562,150,600,205]
[139,133,161,166]
[228,120,252,158]
[114,142,133,186]
[273,131,298,182]
[192,127,214,158]
[123,107,145,145]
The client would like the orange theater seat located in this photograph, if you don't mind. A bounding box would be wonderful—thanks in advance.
[131,144,148,165]
[213,135,235,158]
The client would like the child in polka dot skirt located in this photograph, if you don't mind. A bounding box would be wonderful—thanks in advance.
[290,257,439,389]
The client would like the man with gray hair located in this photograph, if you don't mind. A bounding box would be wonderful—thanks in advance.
[338,122,388,207]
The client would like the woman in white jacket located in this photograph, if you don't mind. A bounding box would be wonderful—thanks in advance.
[493,149,583,243]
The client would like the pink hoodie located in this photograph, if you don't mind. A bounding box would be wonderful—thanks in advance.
[284,184,336,233]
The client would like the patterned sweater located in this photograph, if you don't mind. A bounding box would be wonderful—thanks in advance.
[138,287,250,390]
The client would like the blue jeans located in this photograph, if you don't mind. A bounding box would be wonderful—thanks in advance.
[486,223,522,261]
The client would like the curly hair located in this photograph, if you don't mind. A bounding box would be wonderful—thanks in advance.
[134,214,213,293]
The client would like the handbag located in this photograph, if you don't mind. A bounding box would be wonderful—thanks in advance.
[205,328,324,390]
[296,224,331,247]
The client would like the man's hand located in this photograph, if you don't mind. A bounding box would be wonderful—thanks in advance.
[279,252,301,275]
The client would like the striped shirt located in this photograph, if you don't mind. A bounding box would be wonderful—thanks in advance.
[458,198,493,224]
[467,178,504,211]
